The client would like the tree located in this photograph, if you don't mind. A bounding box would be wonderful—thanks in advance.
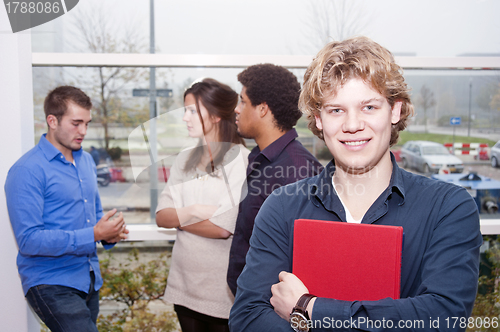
[474,82,497,129]
[416,85,436,133]
[40,247,178,332]
[472,236,500,332]
[69,2,149,150]
[435,91,456,122]
[97,248,178,332]
[490,83,500,112]
[297,0,371,158]
[158,76,189,116]
[300,0,371,52]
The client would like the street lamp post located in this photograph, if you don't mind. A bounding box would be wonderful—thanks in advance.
[468,78,472,137]
[149,0,158,220]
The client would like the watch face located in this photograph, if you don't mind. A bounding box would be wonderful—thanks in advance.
[290,312,309,332]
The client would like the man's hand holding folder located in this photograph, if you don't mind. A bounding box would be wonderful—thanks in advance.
[271,219,403,321]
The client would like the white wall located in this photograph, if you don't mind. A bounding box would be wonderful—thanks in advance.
[0,8,40,332]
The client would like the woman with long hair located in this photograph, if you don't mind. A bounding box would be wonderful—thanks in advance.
[156,78,249,332]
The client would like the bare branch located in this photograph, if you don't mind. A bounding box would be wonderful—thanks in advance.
[67,2,150,149]
[299,0,372,53]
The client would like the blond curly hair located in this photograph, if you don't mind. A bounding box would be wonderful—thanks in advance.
[299,36,414,146]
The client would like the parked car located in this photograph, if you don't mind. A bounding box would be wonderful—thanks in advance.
[96,164,111,187]
[400,140,464,174]
[491,140,500,168]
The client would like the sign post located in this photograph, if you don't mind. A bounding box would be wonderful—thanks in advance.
[132,89,173,98]
[450,117,461,154]
[132,86,172,221]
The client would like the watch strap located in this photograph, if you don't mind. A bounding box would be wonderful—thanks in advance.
[294,293,316,313]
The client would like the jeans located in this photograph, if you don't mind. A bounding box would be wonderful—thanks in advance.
[25,271,99,332]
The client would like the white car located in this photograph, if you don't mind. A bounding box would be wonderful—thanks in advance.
[491,140,500,168]
[400,140,464,174]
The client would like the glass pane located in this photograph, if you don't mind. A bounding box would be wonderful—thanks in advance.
[32,66,315,224]
[32,66,500,222]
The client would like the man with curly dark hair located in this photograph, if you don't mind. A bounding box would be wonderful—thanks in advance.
[227,64,323,296]
[235,63,303,133]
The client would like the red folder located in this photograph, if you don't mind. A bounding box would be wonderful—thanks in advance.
[292,219,403,302]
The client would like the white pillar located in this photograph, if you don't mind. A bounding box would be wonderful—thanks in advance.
[0,8,40,332]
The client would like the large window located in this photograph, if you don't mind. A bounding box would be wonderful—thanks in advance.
[31,63,500,230]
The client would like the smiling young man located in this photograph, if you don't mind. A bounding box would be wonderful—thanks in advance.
[5,86,128,332]
[229,37,482,332]
[227,64,323,296]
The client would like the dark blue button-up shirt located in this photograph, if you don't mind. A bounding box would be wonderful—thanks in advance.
[227,129,323,295]
[230,155,482,331]
[5,134,108,295]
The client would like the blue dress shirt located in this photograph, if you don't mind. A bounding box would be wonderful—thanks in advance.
[230,155,482,332]
[5,134,108,295]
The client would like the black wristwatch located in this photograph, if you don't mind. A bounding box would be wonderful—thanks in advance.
[289,293,316,332]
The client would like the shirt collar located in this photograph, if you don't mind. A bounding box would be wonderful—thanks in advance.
[314,152,406,210]
[38,133,83,163]
[257,128,299,163]
[389,152,405,202]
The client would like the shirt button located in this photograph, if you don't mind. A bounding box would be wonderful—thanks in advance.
[87,219,90,223]
[84,199,87,203]
[80,179,82,182]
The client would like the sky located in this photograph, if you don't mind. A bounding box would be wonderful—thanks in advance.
[152,0,500,57]
[27,0,500,57]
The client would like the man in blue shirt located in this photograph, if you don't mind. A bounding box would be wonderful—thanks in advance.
[5,86,129,332]
[227,64,323,295]
[229,37,482,331]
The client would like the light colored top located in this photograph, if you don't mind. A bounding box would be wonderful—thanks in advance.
[332,178,362,223]
[157,143,250,319]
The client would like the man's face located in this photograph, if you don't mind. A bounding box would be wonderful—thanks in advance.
[50,102,91,154]
[235,87,260,139]
[315,78,401,174]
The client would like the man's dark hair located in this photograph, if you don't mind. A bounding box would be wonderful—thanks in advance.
[44,86,92,122]
[237,64,302,131]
